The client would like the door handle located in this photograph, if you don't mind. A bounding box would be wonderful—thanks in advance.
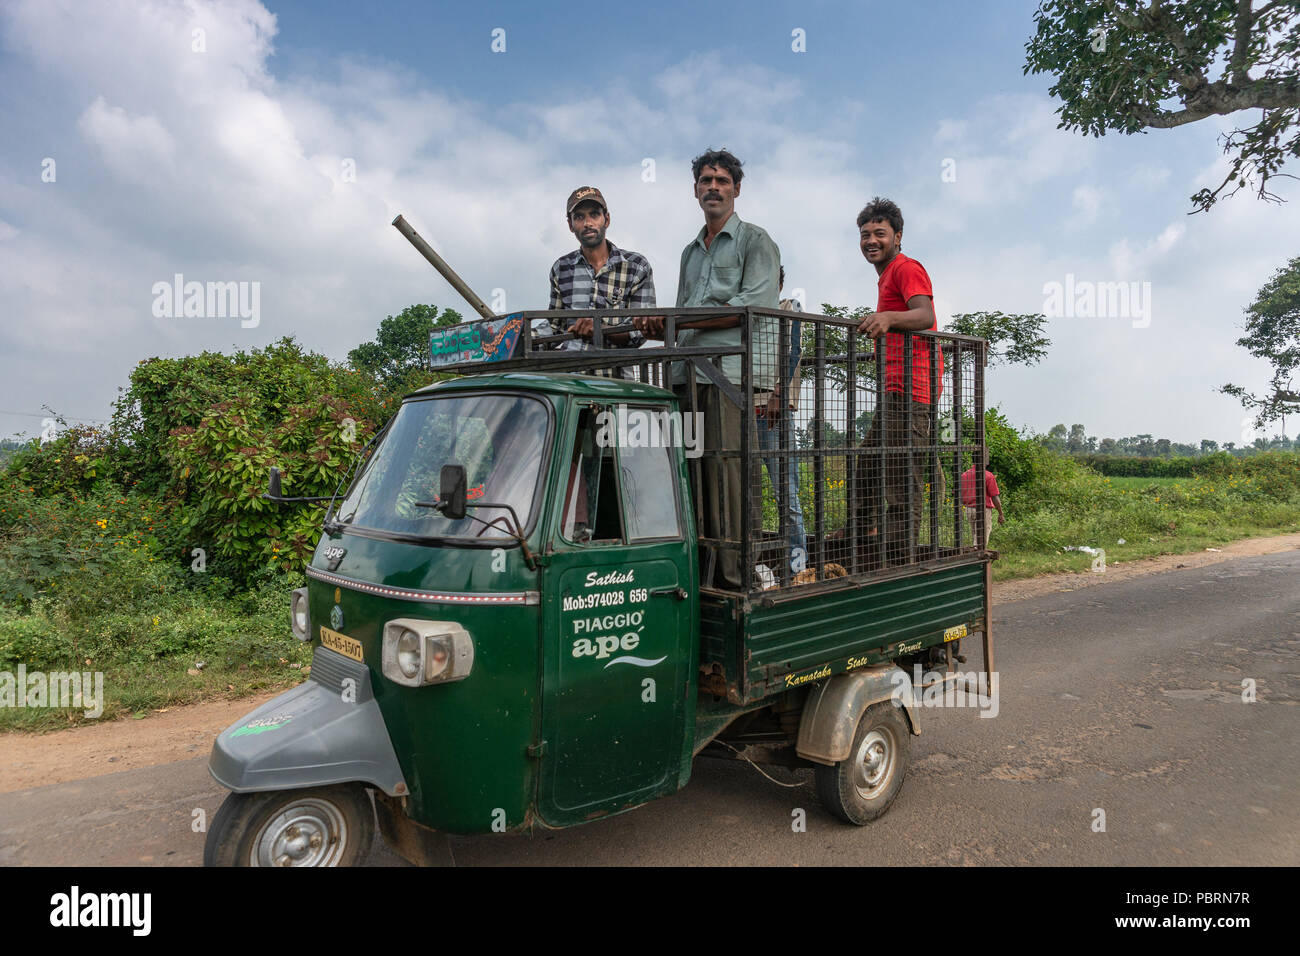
[650,586,688,601]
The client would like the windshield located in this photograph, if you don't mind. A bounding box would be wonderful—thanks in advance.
[335,393,550,540]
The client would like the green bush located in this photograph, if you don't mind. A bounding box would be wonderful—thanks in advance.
[0,571,311,730]
[0,603,72,668]
[1240,452,1300,496]
[4,424,114,499]
[1079,455,1197,477]
[982,407,1061,496]
[107,338,391,493]
[0,482,188,608]
[0,475,309,668]
[100,337,420,583]
[1078,451,1300,484]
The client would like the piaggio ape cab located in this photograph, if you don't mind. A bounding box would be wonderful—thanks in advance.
[204,304,995,866]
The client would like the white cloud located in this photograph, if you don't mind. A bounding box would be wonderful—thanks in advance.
[1108,222,1185,276]
[1,0,1298,448]
[1070,184,1102,225]
[934,119,966,143]
[77,97,177,180]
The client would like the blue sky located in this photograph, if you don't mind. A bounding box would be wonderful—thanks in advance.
[1,0,1296,446]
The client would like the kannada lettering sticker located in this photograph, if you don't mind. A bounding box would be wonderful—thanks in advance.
[430,315,525,367]
[564,569,665,669]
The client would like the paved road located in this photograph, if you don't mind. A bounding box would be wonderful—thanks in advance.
[3,550,1297,866]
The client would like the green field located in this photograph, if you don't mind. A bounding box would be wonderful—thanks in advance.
[989,467,1300,579]
[756,457,1300,582]
[5,446,1300,732]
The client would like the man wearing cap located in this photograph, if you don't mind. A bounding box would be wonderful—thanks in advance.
[545,187,656,379]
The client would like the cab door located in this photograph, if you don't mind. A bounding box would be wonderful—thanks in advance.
[538,402,696,827]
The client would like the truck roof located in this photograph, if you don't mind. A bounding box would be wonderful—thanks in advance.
[407,371,675,402]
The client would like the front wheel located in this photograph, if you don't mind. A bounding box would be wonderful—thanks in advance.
[204,784,375,867]
[814,701,909,825]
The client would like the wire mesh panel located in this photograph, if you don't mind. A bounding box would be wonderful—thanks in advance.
[738,308,986,596]
[432,308,986,596]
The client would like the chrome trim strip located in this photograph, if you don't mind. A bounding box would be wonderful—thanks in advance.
[307,566,539,606]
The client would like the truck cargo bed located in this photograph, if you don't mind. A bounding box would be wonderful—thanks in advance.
[699,557,988,704]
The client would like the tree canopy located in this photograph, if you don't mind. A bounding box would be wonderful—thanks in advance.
[945,311,1052,366]
[1221,254,1300,427]
[347,304,463,385]
[1024,0,1300,212]
[809,306,1051,384]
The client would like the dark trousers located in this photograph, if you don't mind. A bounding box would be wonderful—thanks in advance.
[674,384,761,590]
[853,391,937,567]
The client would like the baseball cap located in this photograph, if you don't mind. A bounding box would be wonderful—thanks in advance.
[566,186,607,217]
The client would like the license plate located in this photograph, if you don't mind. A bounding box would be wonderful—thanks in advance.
[943,624,968,643]
[319,626,364,663]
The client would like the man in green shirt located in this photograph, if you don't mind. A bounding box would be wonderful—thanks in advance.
[636,148,779,589]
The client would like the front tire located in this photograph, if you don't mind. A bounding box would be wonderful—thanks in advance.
[814,701,909,825]
[204,784,375,867]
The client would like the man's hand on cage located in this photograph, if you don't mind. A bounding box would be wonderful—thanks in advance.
[857,312,894,337]
[633,315,665,338]
[766,386,783,420]
[570,316,595,339]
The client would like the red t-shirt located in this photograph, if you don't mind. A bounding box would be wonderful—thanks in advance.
[877,253,942,404]
[960,468,1000,508]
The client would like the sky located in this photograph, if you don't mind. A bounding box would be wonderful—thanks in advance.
[1,0,1297,447]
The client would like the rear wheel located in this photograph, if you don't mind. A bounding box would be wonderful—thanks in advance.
[204,784,375,867]
[815,702,909,825]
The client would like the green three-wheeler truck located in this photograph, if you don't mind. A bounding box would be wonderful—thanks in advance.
[204,303,995,866]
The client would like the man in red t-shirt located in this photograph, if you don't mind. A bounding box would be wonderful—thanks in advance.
[960,450,1004,548]
[852,197,945,566]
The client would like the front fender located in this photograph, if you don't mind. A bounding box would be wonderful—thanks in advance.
[796,665,918,767]
[208,647,407,797]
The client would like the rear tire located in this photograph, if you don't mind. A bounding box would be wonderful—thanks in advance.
[204,784,375,867]
[814,701,909,825]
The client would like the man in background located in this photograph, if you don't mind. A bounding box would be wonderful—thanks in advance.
[960,449,1004,547]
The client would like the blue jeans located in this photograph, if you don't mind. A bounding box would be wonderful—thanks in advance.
[756,409,807,568]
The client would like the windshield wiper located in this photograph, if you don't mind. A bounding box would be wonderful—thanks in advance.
[413,498,539,570]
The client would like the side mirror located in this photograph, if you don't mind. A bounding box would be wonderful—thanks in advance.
[268,466,283,499]
[439,464,467,520]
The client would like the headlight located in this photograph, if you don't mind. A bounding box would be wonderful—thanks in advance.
[290,588,310,641]
[396,630,421,678]
[382,619,474,687]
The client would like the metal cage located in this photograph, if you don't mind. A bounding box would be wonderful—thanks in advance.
[432,307,988,597]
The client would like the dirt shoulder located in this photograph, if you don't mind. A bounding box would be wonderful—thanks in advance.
[0,694,283,794]
[992,531,1300,602]
[3,531,1298,794]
